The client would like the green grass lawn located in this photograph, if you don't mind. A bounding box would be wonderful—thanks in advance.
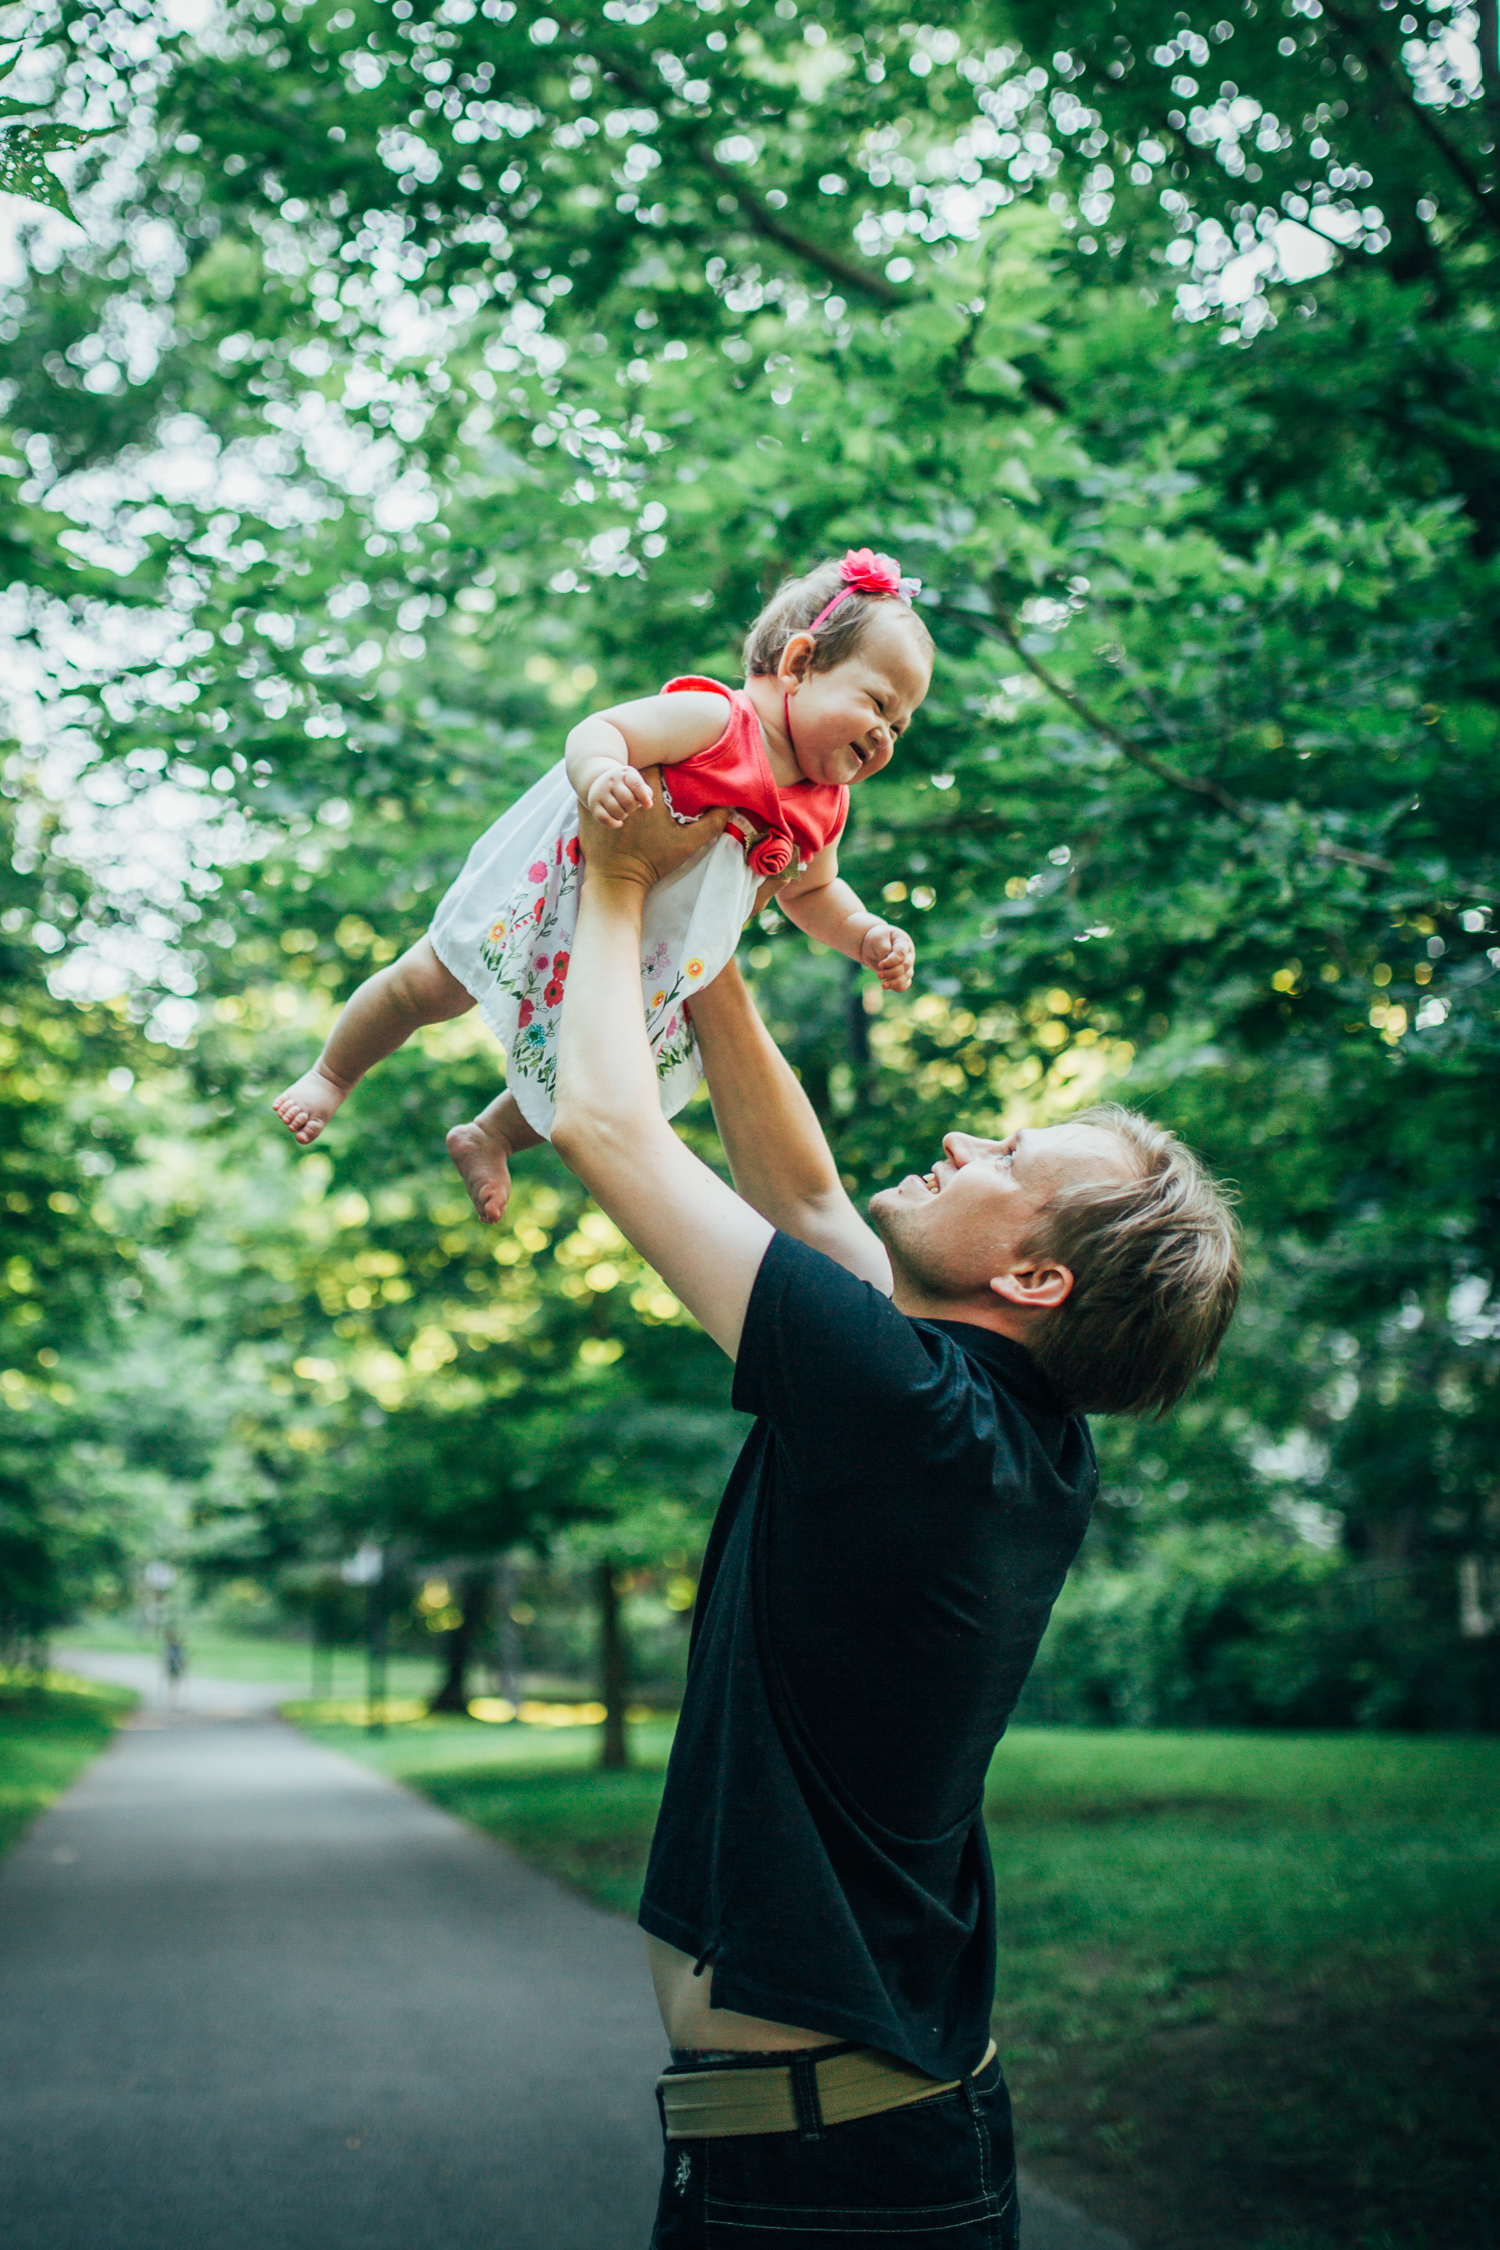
[58,1619,442,1696]
[294,1711,1499,2250]
[978,1732,1500,2250]
[0,1668,138,1859]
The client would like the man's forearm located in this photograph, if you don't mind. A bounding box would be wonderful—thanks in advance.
[552,871,663,1154]
[692,968,889,1284]
[549,798,778,1362]
[690,965,847,1227]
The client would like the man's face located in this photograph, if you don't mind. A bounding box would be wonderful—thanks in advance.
[870,1123,1136,1310]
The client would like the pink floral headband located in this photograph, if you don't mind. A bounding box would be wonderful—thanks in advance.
[806,547,922,634]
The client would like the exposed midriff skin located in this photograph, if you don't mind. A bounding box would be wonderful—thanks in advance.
[645,1933,840,2053]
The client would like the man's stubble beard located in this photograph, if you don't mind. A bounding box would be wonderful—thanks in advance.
[869,1192,959,1304]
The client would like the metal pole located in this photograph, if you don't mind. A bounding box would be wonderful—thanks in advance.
[366,1554,388,1735]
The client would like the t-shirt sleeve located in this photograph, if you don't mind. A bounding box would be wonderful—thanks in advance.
[732,1232,981,1485]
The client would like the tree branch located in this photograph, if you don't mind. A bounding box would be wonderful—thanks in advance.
[1099,636,1194,751]
[937,593,1411,880]
[688,141,902,305]
[598,54,901,306]
[942,595,1259,822]
[1317,0,1500,240]
[1477,0,1500,156]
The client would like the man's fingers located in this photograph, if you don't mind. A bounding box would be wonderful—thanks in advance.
[576,766,730,887]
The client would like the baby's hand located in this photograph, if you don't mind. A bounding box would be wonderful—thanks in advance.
[587,764,654,828]
[862,922,915,992]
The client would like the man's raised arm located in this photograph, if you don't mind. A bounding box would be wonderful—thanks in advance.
[548,786,775,1361]
[687,963,891,1290]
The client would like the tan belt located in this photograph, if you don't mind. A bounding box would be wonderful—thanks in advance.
[657,2039,997,2140]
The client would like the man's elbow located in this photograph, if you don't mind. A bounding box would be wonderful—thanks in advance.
[549,1095,602,1170]
[550,1092,639,1178]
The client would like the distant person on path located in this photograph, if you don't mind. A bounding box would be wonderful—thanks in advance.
[163,1630,186,1708]
[548,786,1241,2247]
[273,549,931,1227]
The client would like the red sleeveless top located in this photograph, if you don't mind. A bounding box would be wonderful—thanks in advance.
[658,676,848,881]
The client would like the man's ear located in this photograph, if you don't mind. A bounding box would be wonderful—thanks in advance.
[990,1259,1073,1312]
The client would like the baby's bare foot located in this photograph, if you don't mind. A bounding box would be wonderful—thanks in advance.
[273,1067,349,1146]
[446,1118,514,1225]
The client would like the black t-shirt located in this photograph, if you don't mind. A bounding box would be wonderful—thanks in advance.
[637,1232,1097,2079]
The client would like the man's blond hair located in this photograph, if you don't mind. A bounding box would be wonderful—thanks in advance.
[1022,1104,1242,1417]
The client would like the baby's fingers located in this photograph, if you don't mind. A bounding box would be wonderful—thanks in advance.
[875,929,915,990]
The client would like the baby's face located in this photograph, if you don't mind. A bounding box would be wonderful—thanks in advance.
[781,610,931,790]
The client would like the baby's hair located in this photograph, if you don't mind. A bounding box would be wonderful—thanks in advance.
[743,559,934,678]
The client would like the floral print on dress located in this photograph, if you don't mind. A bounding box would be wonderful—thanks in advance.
[476,826,702,1101]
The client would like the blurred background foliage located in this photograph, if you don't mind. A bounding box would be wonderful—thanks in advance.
[1,0,1496,1723]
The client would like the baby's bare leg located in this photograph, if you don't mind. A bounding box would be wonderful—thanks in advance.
[446,1089,543,1226]
[273,937,474,1145]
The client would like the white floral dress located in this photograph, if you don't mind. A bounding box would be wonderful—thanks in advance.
[428,679,847,1137]
[426,758,757,1137]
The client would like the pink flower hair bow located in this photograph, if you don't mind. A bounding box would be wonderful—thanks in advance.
[807,547,922,633]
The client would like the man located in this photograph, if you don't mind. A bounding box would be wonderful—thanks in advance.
[549,785,1241,2248]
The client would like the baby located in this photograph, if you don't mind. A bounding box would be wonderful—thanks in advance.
[273,548,933,1222]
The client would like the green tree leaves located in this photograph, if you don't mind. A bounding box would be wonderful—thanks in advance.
[2,0,1496,1687]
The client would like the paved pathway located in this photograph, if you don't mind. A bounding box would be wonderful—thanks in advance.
[1,1657,1131,2250]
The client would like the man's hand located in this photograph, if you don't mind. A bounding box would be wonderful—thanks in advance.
[577,766,729,890]
[689,963,892,1290]
[586,762,655,828]
[860,921,916,992]
[553,783,774,1362]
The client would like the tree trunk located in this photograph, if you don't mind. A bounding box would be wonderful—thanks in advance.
[495,1556,524,1708]
[597,1558,629,1771]
[428,1567,487,1714]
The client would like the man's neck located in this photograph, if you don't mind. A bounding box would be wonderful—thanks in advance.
[889,1280,1034,1343]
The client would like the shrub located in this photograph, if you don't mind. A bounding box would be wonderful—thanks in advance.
[1016,1527,1500,1731]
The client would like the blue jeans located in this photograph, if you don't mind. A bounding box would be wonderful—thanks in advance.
[649,2045,1019,2247]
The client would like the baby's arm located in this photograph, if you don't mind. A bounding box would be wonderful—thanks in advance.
[778,848,915,993]
[565,692,730,828]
